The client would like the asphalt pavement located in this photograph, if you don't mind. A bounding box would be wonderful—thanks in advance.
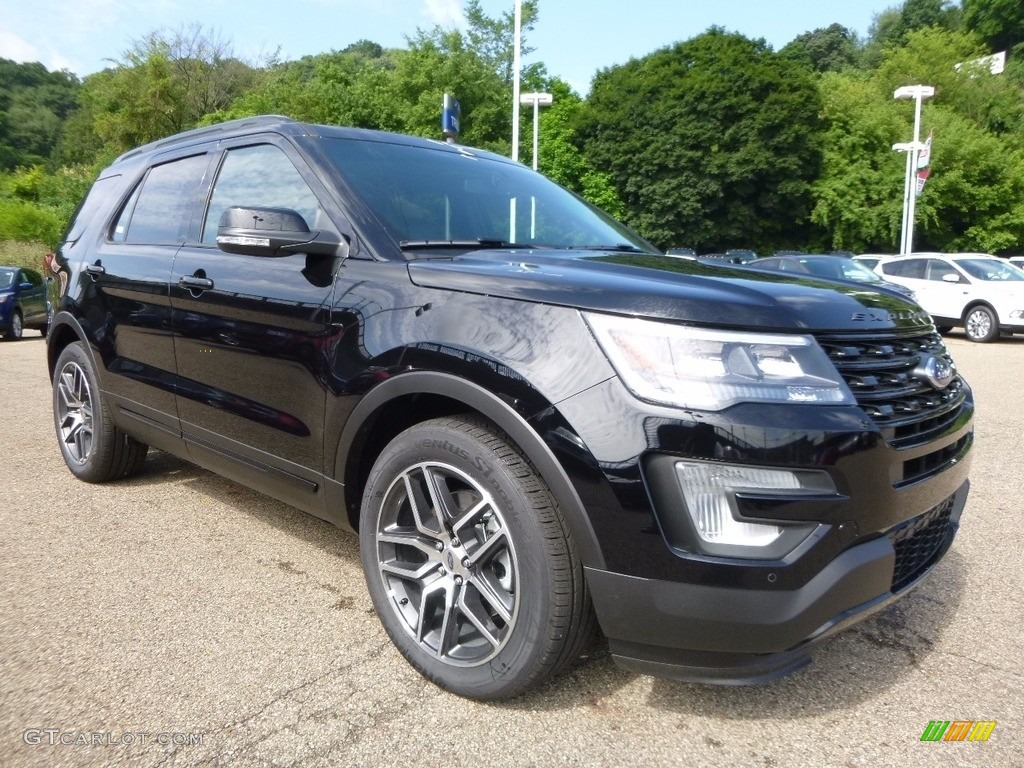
[1,330,1021,767]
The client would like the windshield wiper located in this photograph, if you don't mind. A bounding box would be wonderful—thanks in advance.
[399,238,536,250]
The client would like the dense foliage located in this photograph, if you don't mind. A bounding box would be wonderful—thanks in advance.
[1,0,1023,254]
[580,29,823,252]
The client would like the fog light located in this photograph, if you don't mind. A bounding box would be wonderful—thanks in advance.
[675,461,833,548]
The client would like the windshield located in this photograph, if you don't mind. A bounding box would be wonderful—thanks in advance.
[801,258,883,283]
[955,258,1024,281]
[319,138,656,256]
[0,269,14,289]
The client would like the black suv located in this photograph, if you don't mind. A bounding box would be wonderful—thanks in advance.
[48,116,974,700]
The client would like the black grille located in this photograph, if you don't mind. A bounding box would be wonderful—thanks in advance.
[815,329,967,448]
[887,495,955,592]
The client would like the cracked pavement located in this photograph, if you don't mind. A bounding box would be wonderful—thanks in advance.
[1,331,1021,767]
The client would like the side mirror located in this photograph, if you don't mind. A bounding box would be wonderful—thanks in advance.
[216,206,346,258]
[941,273,961,284]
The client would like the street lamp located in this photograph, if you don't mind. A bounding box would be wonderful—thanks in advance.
[893,85,935,255]
[511,0,522,163]
[519,92,553,170]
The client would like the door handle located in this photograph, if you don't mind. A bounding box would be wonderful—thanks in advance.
[85,262,105,277]
[178,275,214,291]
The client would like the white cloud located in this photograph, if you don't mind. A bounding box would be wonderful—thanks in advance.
[422,0,465,28]
[0,31,42,64]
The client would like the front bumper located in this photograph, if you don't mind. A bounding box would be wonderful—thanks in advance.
[587,480,969,684]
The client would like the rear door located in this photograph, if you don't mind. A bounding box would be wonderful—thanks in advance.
[169,138,340,513]
[79,150,214,446]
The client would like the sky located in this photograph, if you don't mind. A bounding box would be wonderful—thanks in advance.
[1,0,895,94]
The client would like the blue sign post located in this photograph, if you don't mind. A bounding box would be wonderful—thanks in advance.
[442,93,460,143]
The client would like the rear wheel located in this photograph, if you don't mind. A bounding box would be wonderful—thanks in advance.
[963,305,998,343]
[359,416,593,700]
[53,342,149,482]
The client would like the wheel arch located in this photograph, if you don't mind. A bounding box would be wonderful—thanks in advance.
[961,299,998,322]
[335,370,607,570]
[46,312,94,379]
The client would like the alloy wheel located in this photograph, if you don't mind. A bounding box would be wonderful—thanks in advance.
[965,307,995,342]
[56,361,94,464]
[373,461,519,666]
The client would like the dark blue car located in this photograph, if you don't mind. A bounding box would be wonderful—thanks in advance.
[0,266,50,340]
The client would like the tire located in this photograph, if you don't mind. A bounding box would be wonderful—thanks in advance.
[963,305,998,343]
[359,415,594,701]
[4,309,23,340]
[52,342,149,482]
[935,325,953,335]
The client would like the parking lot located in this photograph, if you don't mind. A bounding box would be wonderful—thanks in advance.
[1,331,1021,768]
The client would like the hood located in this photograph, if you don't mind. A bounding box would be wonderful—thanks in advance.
[407,250,932,333]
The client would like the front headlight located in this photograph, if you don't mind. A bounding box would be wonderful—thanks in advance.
[0,294,10,304]
[583,313,855,410]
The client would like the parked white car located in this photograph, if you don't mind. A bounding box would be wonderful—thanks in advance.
[875,252,1024,342]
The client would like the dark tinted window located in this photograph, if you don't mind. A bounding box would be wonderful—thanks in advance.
[202,144,322,244]
[21,268,43,286]
[882,258,926,279]
[116,154,209,244]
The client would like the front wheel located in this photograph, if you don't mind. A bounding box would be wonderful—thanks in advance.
[964,305,998,343]
[359,416,593,700]
[4,309,23,340]
[52,342,149,482]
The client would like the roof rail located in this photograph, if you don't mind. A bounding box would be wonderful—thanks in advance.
[114,115,298,163]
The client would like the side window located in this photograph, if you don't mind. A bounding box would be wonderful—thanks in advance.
[23,269,43,287]
[112,154,209,245]
[882,258,926,279]
[202,144,322,244]
[926,260,964,283]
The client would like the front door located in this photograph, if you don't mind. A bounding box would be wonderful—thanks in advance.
[170,140,339,513]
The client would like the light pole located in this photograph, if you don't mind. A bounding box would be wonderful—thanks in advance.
[893,85,935,255]
[519,92,553,170]
[511,0,522,163]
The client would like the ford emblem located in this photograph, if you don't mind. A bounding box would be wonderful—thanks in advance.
[914,355,955,390]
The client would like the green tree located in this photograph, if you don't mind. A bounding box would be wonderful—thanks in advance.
[0,59,81,170]
[781,24,862,73]
[864,0,962,64]
[962,0,1024,52]
[578,29,824,252]
[79,24,261,153]
[463,0,540,84]
[810,72,915,251]
[876,27,1023,135]
[530,80,625,218]
[810,29,1024,253]
[912,109,1024,252]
